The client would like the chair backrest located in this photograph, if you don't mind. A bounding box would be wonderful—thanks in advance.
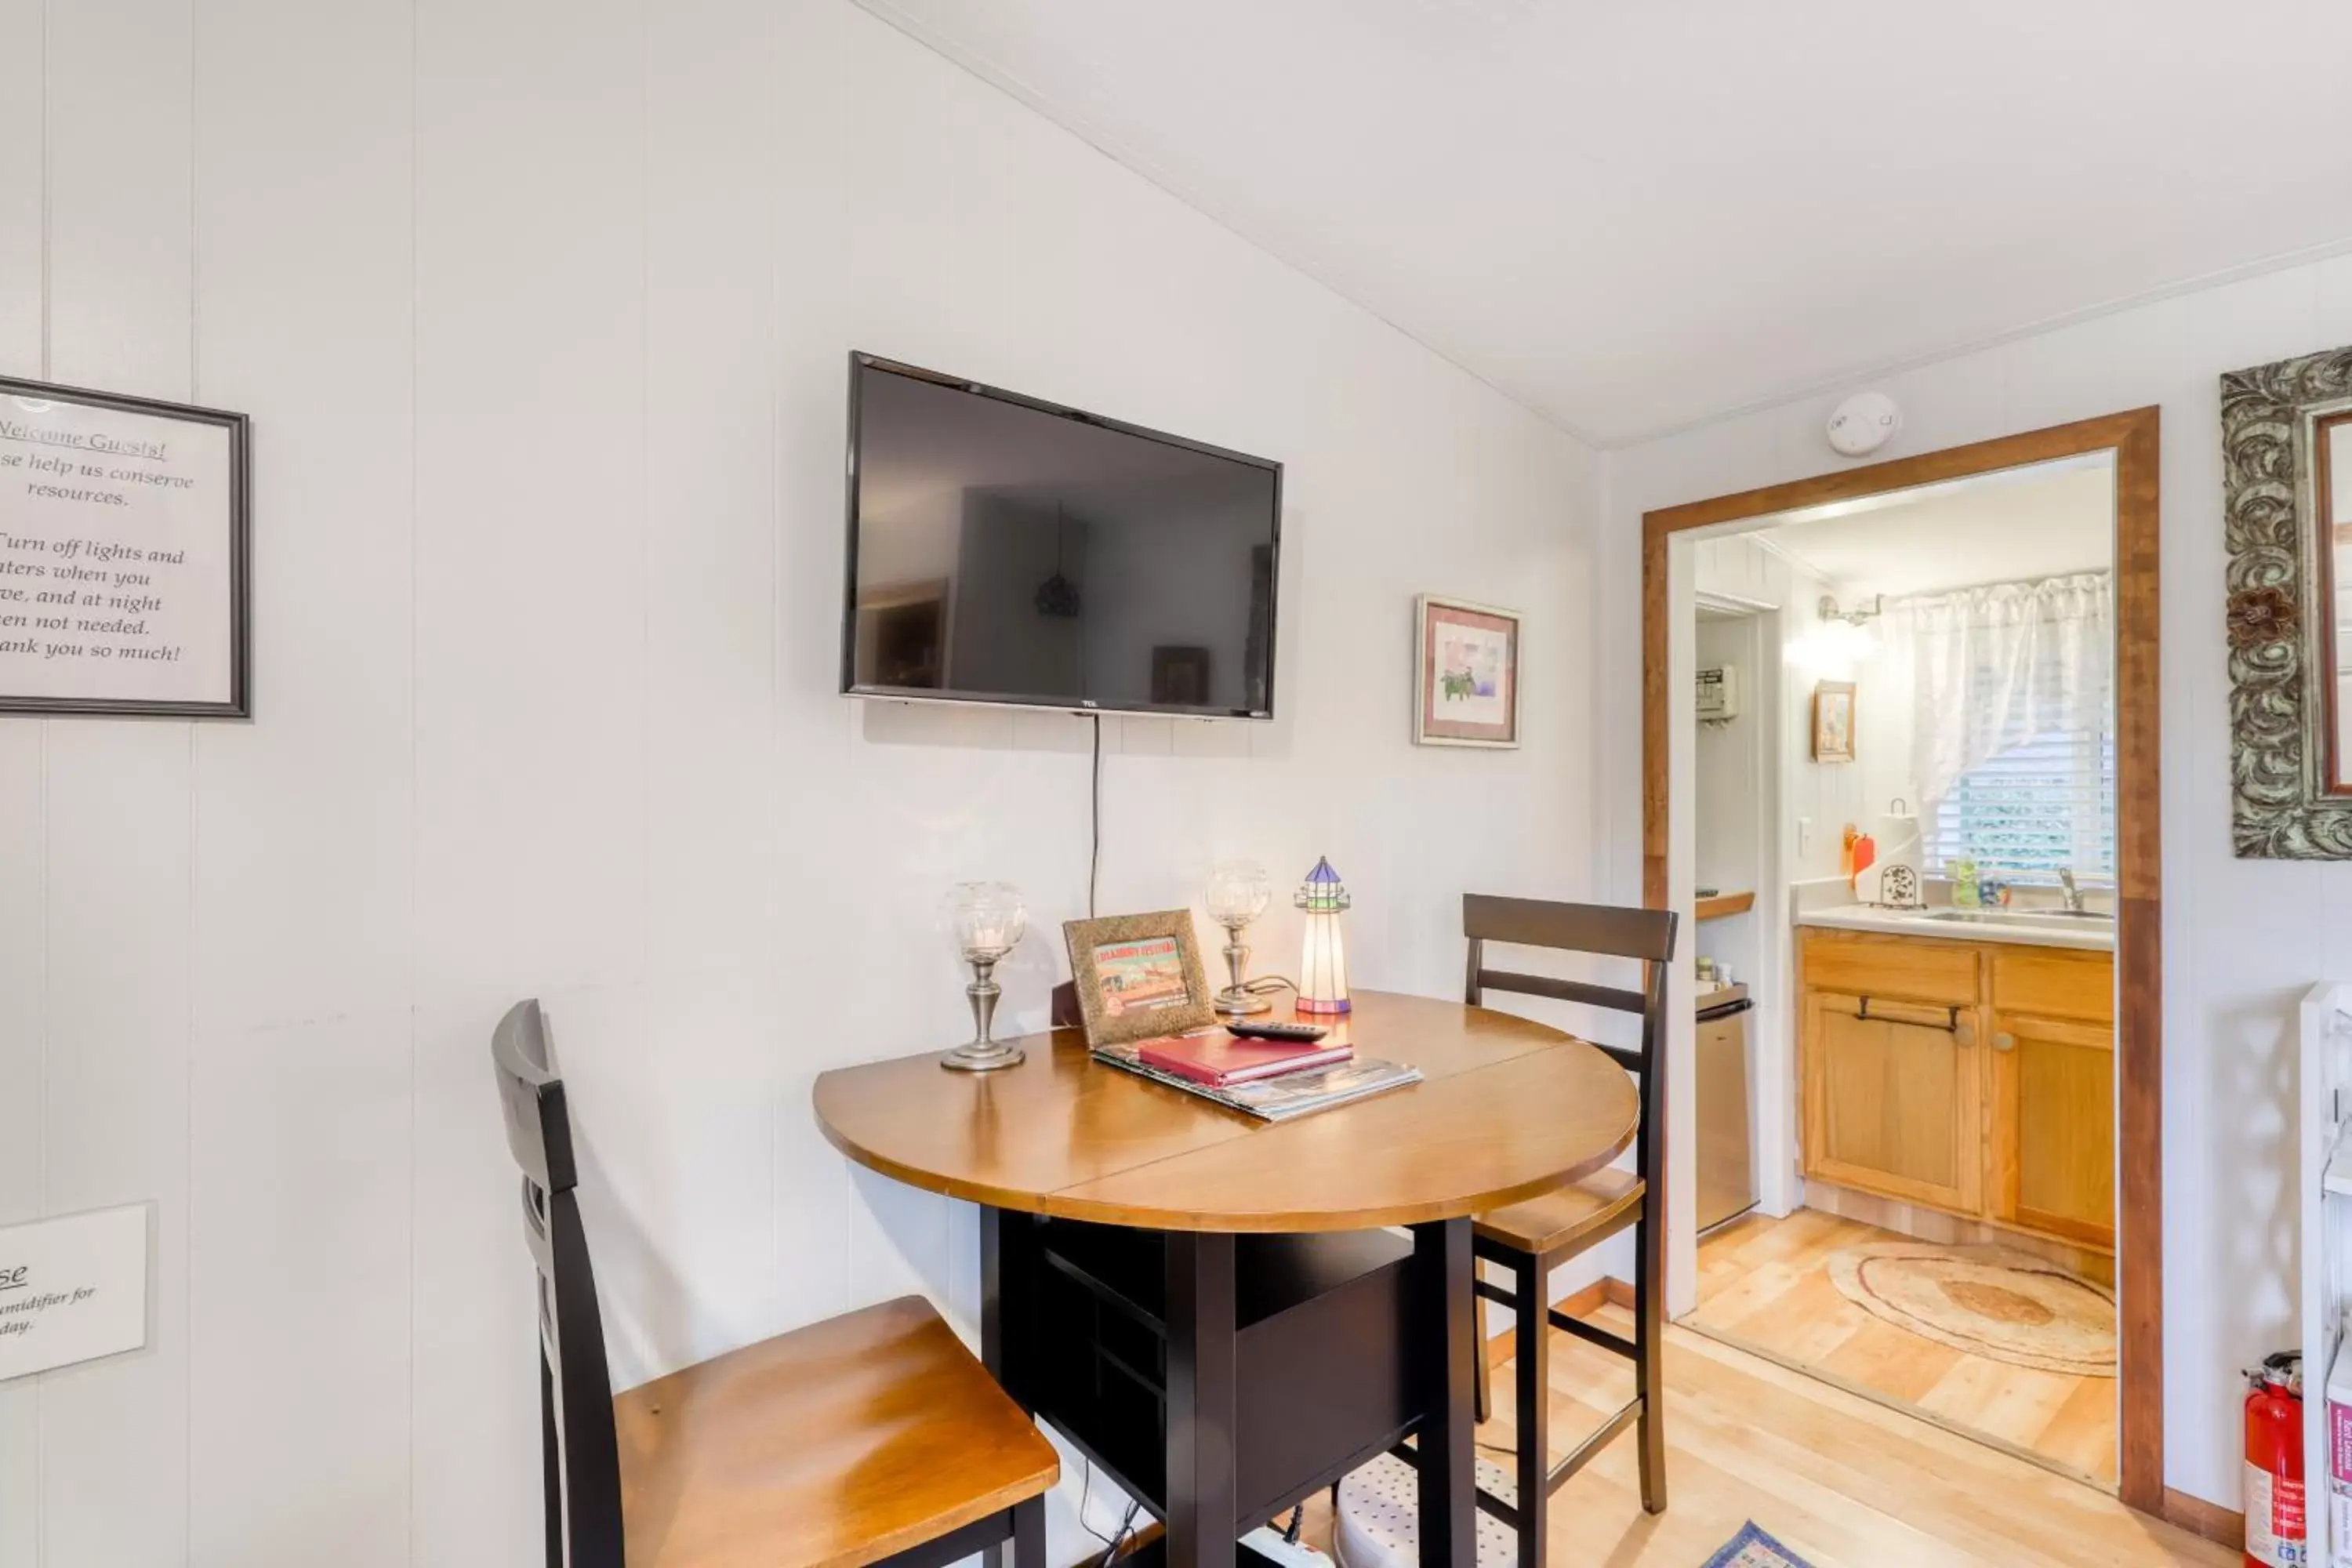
[492,999,625,1568]
[1461,895,1681,1199]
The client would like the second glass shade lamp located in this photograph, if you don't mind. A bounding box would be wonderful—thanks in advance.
[1206,860,1277,1015]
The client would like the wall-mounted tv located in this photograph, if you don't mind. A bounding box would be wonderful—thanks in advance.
[840,353,1283,720]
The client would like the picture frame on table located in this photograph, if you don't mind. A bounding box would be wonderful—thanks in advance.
[0,374,250,717]
[1813,680,1857,763]
[1414,593,1520,748]
[1061,909,1217,1047]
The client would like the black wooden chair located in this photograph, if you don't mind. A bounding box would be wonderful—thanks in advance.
[1461,895,1679,1566]
[492,998,1058,1568]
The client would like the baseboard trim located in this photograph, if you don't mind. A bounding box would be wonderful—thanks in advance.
[1483,1276,1633,1369]
[2160,1488,2243,1552]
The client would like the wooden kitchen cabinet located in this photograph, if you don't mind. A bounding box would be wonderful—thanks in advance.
[1802,989,1982,1213]
[1988,1011,2114,1247]
[1799,927,2114,1253]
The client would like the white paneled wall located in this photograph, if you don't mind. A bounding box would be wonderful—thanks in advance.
[1603,248,2352,1508]
[1693,535,1864,883]
[0,2,41,1551]
[26,1,198,1563]
[187,2,418,1563]
[1692,612,1761,906]
[0,2,1599,1563]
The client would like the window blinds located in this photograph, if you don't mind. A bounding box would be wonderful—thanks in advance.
[1924,728,2115,877]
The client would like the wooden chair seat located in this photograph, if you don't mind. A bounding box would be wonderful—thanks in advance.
[613,1296,1059,1568]
[1472,1168,1644,1259]
[496,1000,1051,1567]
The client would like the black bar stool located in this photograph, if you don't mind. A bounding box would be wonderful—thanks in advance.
[1461,895,1679,1567]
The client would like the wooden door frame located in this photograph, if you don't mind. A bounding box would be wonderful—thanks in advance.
[1641,408,2165,1515]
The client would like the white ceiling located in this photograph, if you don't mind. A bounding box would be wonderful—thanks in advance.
[855,0,2352,446]
[1758,458,2112,598]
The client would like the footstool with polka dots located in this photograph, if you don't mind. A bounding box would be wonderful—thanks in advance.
[1330,1451,1516,1567]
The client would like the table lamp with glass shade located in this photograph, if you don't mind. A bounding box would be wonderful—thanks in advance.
[1206,859,1290,1016]
[942,881,1028,1072]
[1294,857,1352,1015]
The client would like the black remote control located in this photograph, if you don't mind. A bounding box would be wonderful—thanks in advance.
[1226,1021,1329,1043]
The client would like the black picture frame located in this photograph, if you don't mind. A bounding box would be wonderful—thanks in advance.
[0,374,250,718]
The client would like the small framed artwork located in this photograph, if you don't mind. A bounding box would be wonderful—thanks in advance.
[0,375,250,717]
[1415,594,1520,748]
[1813,681,1857,763]
[1062,910,1216,1047]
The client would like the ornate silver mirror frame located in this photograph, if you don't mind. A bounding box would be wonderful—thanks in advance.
[2221,342,2352,857]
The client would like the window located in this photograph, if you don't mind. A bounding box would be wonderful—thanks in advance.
[1904,572,2114,884]
[1926,725,2115,879]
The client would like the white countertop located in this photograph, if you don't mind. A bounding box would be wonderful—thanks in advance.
[1798,902,2116,953]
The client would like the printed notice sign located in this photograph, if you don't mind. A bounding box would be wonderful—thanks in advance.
[0,1205,150,1382]
[0,377,249,716]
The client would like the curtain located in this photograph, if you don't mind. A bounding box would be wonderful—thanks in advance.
[1906,572,2112,822]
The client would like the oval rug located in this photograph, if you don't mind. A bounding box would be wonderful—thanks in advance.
[1826,1242,2115,1376]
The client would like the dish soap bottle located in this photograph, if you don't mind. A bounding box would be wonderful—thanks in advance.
[1951,858,1981,909]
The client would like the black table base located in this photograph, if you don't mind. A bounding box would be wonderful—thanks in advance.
[982,1208,1476,1568]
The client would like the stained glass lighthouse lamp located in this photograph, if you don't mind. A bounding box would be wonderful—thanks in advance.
[1294,857,1352,1016]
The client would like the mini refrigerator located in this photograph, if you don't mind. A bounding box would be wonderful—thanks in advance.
[1695,983,1756,1232]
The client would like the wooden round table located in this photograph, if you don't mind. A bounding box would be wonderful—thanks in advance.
[813,989,1638,1232]
[814,990,1636,1568]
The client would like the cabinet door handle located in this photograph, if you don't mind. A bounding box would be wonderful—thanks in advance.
[1993,1032,2017,1052]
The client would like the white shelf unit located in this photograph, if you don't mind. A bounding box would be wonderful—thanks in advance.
[2302,982,2352,1567]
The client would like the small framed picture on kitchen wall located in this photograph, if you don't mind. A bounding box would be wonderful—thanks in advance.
[0,376,251,717]
[1415,594,1520,748]
[1813,680,1857,763]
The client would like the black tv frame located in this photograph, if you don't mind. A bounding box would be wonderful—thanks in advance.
[840,350,1283,720]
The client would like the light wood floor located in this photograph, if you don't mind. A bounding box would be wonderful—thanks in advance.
[1298,1301,2224,1567]
[1684,1209,2118,1489]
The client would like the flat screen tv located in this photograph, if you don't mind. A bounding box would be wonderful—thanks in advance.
[841,353,1283,719]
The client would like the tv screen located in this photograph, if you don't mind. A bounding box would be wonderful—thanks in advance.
[842,354,1282,718]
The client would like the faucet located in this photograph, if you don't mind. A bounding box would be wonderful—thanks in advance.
[2057,867,2085,913]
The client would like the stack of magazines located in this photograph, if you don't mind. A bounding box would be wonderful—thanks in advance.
[1091,1029,1422,1122]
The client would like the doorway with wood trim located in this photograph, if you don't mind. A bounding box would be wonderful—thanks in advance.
[1640,411,2165,1517]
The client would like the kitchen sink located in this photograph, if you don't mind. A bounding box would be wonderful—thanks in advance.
[1915,909,2115,930]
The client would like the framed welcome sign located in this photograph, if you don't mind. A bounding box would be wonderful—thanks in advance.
[1414,593,1521,748]
[0,376,250,717]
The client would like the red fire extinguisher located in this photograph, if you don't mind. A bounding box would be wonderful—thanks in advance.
[2245,1351,2307,1568]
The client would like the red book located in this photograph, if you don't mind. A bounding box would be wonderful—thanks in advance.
[1135,1032,1355,1087]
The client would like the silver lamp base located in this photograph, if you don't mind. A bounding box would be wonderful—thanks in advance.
[1214,986,1272,1017]
[1214,931,1274,1016]
[940,1040,1026,1073]
[941,964,1023,1071]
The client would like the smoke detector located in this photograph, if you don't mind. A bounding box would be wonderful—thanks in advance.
[1827,391,1902,458]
